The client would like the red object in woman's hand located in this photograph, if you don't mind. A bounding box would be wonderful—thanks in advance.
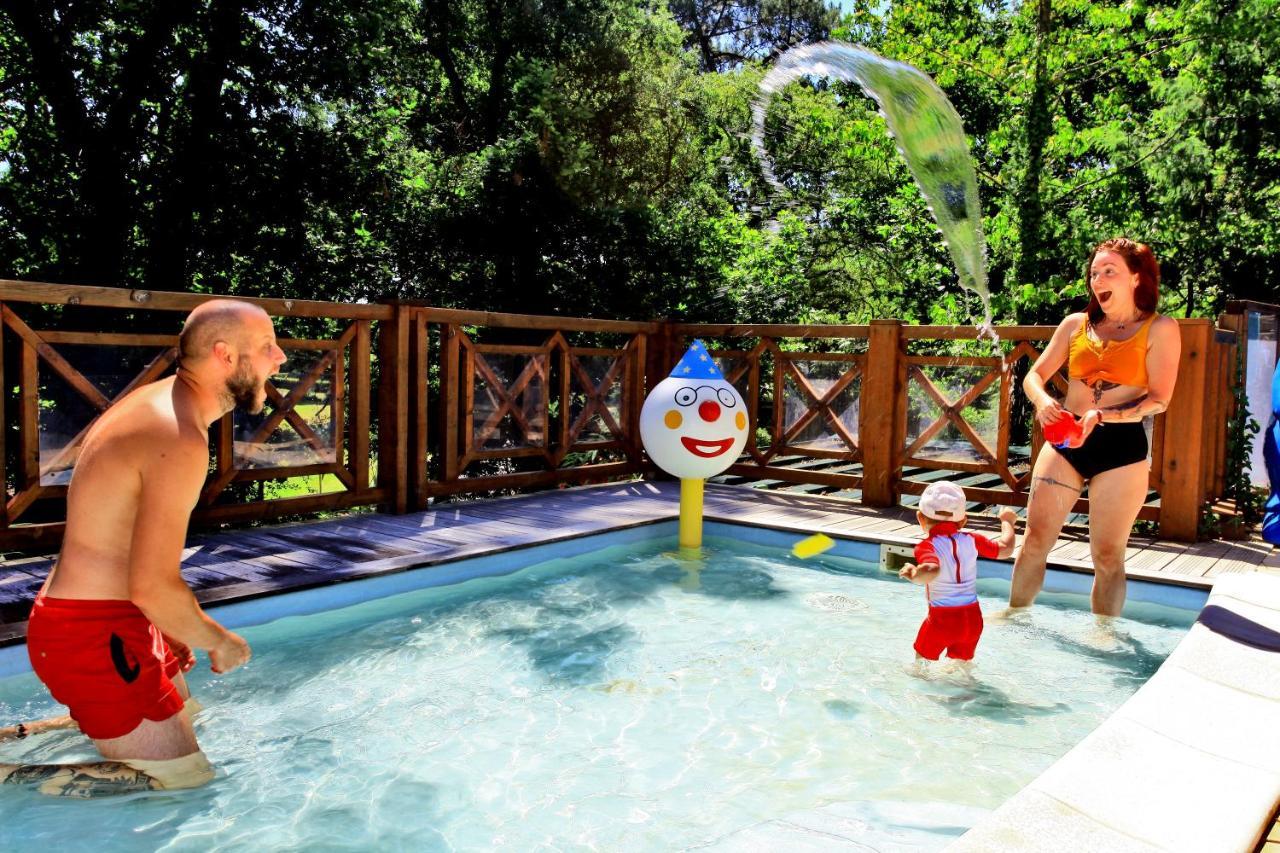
[1043,412,1083,448]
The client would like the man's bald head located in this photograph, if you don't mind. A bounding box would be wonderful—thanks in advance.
[179,300,272,365]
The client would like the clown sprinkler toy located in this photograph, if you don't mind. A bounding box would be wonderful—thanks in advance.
[640,340,749,550]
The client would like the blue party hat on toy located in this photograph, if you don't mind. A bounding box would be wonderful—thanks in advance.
[671,340,725,380]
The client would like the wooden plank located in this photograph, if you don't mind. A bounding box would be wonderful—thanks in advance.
[0,304,5,525]
[1157,540,1233,578]
[441,325,461,482]
[415,305,658,334]
[627,336,644,459]
[333,330,347,479]
[460,340,476,466]
[413,311,429,510]
[351,320,372,493]
[192,487,387,524]
[860,320,903,507]
[902,325,1055,340]
[424,462,648,497]
[771,445,858,461]
[230,462,354,489]
[19,331,38,488]
[473,343,553,356]
[905,355,1003,367]
[778,351,863,363]
[1158,320,1213,541]
[1199,540,1273,577]
[1121,541,1186,574]
[672,323,870,338]
[38,331,178,346]
[724,463,862,490]
[381,305,410,513]
[0,279,392,319]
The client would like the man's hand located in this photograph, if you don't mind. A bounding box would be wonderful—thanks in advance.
[209,631,251,674]
[164,635,196,673]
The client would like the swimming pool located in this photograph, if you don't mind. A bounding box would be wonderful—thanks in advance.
[0,526,1200,851]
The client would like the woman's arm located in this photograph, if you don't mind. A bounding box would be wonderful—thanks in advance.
[1024,314,1084,424]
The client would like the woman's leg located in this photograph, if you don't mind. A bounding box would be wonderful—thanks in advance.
[1009,446,1084,608]
[1085,459,1149,616]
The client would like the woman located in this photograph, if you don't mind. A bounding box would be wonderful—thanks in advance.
[1009,238,1181,616]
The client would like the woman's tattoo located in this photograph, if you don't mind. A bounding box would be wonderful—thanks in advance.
[1089,380,1121,404]
[1031,475,1083,495]
[1101,394,1150,414]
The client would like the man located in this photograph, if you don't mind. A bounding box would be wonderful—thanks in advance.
[0,299,286,797]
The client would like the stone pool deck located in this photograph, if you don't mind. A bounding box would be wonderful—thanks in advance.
[2,479,1277,646]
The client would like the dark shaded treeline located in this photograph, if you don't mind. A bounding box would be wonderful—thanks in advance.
[1,0,1276,325]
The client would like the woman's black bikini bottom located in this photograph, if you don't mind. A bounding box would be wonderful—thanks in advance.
[1052,421,1148,481]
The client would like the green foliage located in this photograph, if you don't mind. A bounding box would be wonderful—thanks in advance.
[0,0,1276,324]
[1223,342,1265,524]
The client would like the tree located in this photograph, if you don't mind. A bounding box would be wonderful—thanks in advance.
[669,0,841,72]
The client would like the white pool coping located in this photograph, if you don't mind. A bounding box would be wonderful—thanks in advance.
[947,571,1280,852]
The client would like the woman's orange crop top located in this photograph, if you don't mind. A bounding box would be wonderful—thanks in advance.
[1068,314,1155,387]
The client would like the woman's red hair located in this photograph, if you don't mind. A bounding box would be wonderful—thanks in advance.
[1085,238,1160,323]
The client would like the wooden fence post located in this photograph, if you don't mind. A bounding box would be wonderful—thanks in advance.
[1158,319,1213,541]
[377,301,411,514]
[861,319,904,507]
[411,309,429,510]
[645,320,679,395]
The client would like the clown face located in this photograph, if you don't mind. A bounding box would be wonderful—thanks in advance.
[640,342,749,479]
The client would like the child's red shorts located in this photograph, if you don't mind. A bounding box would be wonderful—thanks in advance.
[27,596,185,740]
[913,601,983,661]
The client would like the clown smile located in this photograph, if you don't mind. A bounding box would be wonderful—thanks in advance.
[680,436,735,457]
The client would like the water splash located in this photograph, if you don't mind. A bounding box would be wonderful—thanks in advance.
[752,42,992,330]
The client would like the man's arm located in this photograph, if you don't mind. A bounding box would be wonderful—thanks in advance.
[127,439,249,673]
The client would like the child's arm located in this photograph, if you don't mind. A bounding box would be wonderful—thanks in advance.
[995,508,1018,559]
[899,562,941,584]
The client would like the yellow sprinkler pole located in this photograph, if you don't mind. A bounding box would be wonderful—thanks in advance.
[679,477,705,550]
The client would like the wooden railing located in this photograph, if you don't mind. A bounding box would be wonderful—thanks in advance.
[409,306,657,504]
[671,317,1229,540]
[0,281,1241,550]
[0,281,393,550]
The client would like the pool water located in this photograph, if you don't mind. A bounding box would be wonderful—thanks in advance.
[0,535,1195,851]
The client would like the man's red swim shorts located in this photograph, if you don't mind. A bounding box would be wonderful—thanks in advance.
[913,600,983,661]
[27,596,185,740]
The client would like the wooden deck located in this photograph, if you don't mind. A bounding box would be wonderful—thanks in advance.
[2,480,1277,646]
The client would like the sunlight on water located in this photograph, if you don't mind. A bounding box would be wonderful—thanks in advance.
[0,537,1192,851]
[753,41,991,329]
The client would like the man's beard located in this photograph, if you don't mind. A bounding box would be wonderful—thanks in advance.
[226,358,264,414]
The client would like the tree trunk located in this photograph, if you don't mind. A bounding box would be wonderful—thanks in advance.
[1013,0,1053,300]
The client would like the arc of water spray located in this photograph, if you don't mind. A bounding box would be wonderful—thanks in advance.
[751,42,992,329]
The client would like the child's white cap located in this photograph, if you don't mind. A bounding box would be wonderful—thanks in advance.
[919,481,967,521]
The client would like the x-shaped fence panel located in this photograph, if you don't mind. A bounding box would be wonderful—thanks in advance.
[902,341,1073,493]
[1,304,373,528]
[706,340,863,465]
[771,351,863,462]
[451,328,643,475]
